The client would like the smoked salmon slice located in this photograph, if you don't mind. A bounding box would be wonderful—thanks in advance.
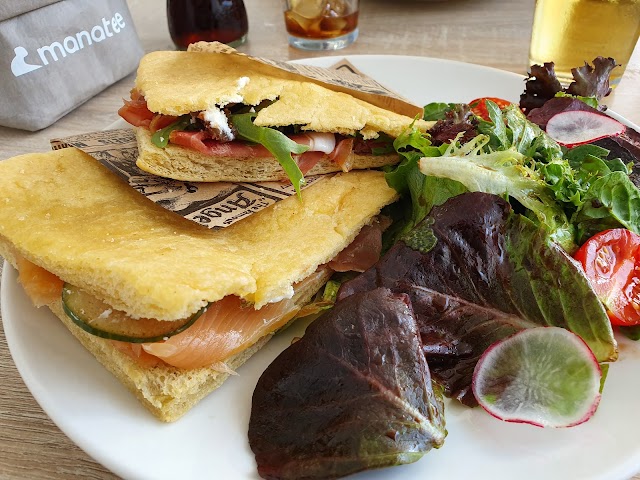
[16,255,64,307]
[140,269,329,369]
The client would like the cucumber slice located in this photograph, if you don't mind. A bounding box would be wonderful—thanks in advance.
[62,284,205,343]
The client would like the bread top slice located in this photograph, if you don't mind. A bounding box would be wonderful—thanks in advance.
[135,51,433,140]
[0,148,397,320]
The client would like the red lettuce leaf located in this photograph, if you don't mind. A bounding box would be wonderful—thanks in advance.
[249,288,446,480]
[428,104,479,146]
[339,193,616,405]
[520,57,617,113]
[520,62,564,113]
[567,56,617,99]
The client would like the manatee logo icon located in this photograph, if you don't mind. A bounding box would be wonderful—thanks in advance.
[11,46,42,77]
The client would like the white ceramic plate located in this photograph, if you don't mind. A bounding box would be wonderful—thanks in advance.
[3,55,640,480]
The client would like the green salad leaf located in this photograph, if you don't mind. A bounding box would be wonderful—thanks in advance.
[619,325,640,341]
[422,102,458,121]
[572,171,640,242]
[231,112,309,197]
[555,91,599,109]
[383,126,462,243]
[418,134,575,250]
[478,103,563,160]
[393,100,640,249]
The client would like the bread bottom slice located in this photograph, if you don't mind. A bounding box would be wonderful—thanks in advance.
[135,127,399,182]
[44,268,332,422]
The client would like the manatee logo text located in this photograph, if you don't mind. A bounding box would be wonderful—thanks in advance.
[11,12,127,78]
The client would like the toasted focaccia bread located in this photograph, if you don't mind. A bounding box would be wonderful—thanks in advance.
[121,47,433,184]
[0,148,397,316]
[0,147,398,421]
[135,50,432,140]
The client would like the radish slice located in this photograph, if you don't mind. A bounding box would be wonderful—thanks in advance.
[472,327,602,428]
[545,110,626,147]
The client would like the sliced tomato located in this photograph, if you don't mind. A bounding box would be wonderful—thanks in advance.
[573,229,640,326]
[469,97,512,121]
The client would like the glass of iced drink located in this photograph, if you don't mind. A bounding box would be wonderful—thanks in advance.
[283,0,359,50]
[529,0,640,86]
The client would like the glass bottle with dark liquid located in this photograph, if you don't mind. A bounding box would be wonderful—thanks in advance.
[167,0,249,50]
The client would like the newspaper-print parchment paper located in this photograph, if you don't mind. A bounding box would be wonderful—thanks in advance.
[50,129,325,230]
[51,44,417,230]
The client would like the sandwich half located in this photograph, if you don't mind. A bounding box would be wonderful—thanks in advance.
[118,49,434,192]
[0,148,398,421]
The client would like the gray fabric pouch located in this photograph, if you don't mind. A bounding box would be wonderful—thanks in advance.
[0,0,143,131]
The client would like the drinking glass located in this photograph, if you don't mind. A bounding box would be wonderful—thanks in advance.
[283,0,359,50]
[529,0,640,86]
[167,0,249,50]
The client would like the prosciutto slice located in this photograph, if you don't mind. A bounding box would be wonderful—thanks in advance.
[328,218,390,273]
[169,131,271,157]
[168,130,351,176]
[118,90,154,127]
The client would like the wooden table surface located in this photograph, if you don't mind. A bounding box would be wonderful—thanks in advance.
[1,0,639,479]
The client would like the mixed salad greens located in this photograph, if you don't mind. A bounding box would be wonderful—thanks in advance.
[248,58,640,479]
[386,96,639,252]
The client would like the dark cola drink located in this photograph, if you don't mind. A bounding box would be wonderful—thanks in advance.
[167,0,249,49]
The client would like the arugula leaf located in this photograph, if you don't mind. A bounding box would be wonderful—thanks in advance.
[485,100,510,147]
[503,105,563,160]
[231,113,309,197]
[151,115,192,148]
[479,102,562,161]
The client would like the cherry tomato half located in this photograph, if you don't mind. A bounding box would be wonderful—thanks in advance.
[573,229,640,326]
[469,97,512,121]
